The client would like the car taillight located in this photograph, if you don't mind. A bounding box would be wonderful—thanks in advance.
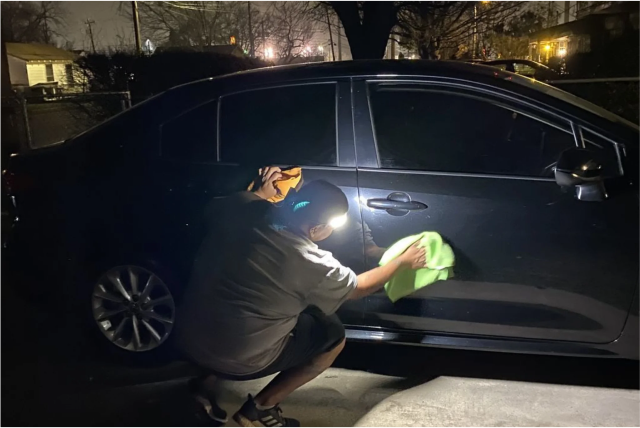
[2,170,35,194]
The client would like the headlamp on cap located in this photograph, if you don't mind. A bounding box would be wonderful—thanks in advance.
[329,213,347,229]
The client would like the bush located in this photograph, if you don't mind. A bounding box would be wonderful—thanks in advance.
[77,51,272,103]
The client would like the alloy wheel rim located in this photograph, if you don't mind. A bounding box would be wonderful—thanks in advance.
[91,265,175,352]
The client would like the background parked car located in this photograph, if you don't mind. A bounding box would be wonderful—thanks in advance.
[484,59,560,81]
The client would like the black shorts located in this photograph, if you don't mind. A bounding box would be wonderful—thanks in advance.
[209,307,345,381]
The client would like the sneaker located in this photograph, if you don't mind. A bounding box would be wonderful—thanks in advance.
[188,378,228,424]
[233,395,300,427]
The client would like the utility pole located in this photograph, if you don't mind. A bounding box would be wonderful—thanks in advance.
[325,5,335,61]
[85,19,97,54]
[131,1,142,55]
[473,3,478,58]
[261,19,266,56]
[337,23,342,61]
[247,2,255,57]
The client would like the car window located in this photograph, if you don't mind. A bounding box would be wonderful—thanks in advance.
[582,129,621,177]
[514,63,536,77]
[160,101,217,162]
[369,86,577,177]
[220,84,337,166]
[492,63,508,71]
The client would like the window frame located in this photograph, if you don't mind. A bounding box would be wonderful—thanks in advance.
[65,64,74,85]
[45,64,54,82]
[363,79,624,180]
[217,81,340,167]
[159,98,219,162]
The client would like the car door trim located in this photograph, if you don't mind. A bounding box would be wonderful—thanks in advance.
[357,167,556,182]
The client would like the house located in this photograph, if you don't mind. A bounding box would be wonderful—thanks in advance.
[528,2,639,63]
[6,43,84,94]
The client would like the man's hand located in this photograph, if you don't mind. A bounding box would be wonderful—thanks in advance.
[252,166,282,200]
[351,243,427,300]
[396,242,427,270]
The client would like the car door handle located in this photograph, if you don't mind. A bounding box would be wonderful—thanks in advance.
[367,192,427,211]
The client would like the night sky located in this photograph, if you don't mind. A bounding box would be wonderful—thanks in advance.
[61,1,130,50]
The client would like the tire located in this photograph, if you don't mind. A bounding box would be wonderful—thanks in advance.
[80,255,182,366]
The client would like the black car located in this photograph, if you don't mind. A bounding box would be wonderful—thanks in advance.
[5,60,638,361]
[483,59,560,81]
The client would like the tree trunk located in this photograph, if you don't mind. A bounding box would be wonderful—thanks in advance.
[330,2,397,60]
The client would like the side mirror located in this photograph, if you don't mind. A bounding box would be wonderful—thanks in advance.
[555,148,608,201]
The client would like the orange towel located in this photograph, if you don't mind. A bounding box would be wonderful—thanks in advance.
[247,167,303,203]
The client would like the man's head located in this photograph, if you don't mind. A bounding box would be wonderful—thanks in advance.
[285,180,349,242]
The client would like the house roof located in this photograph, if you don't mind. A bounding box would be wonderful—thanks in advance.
[6,43,77,62]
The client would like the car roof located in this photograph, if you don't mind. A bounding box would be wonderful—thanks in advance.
[176,59,518,88]
[163,59,637,139]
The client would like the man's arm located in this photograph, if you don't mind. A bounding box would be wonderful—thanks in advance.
[350,243,426,300]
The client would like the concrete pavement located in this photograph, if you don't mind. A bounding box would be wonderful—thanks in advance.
[215,369,639,427]
[356,376,640,427]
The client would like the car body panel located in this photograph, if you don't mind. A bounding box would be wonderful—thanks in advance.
[5,60,638,359]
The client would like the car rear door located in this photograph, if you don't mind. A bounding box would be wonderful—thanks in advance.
[155,80,365,326]
[352,78,638,345]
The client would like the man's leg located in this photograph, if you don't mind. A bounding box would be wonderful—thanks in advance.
[190,373,228,423]
[234,310,346,426]
[255,337,346,407]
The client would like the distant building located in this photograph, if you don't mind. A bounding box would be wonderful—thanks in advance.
[6,43,85,94]
[528,2,639,63]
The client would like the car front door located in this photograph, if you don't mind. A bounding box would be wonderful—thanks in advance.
[155,80,365,326]
[352,79,638,345]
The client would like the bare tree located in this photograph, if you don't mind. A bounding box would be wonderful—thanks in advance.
[133,1,268,52]
[1,1,67,45]
[396,1,525,60]
[268,2,317,62]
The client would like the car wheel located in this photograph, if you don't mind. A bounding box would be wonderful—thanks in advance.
[90,264,176,355]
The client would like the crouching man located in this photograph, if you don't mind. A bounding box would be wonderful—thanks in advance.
[175,168,425,427]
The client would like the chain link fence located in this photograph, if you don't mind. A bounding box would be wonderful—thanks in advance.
[3,92,131,153]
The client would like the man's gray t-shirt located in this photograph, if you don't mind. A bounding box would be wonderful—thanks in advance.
[175,192,358,376]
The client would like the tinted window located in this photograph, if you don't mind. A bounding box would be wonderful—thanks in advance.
[220,84,337,166]
[161,101,217,162]
[370,87,576,177]
[514,63,536,77]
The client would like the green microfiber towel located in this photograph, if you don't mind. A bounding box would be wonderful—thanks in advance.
[380,232,455,303]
